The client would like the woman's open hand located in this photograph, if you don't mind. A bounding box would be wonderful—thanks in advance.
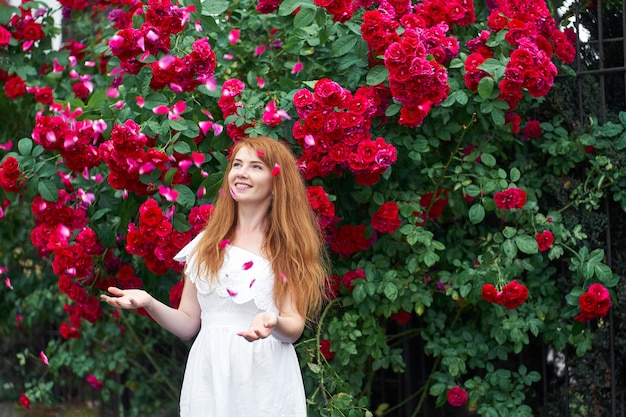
[100,287,153,310]
[237,311,278,342]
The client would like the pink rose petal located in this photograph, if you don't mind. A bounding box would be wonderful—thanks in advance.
[40,350,49,366]
[271,164,281,177]
[219,239,230,249]
[243,261,253,270]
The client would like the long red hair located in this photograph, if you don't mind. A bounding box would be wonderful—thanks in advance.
[191,136,329,321]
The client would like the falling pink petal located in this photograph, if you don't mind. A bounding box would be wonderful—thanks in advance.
[114,100,125,109]
[170,82,183,93]
[224,54,234,60]
[230,188,238,198]
[158,185,179,202]
[254,45,266,56]
[197,187,206,199]
[166,205,176,219]
[5,277,12,290]
[280,273,288,283]
[52,57,65,72]
[228,29,240,44]
[139,162,155,175]
[257,150,265,157]
[178,160,192,173]
[256,77,265,88]
[136,96,145,108]
[195,19,203,32]
[291,62,303,74]
[0,266,7,274]
[172,100,186,115]
[227,289,237,297]
[106,88,119,98]
[304,134,315,147]
[201,170,209,178]
[199,120,213,135]
[249,279,256,288]
[204,76,217,91]
[40,351,49,366]
[271,164,281,176]
[243,261,253,270]
[219,239,230,249]
[191,152,205,167]
[212,124,223,136]
[84,60,96,67]
[0,141,12,151]
[16,314,23,329]
[158,55,176,70]
[153,105,169,115]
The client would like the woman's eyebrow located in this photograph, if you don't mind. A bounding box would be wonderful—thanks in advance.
[233,157,266,165]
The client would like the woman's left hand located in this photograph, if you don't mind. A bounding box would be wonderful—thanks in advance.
[237,311,278,342]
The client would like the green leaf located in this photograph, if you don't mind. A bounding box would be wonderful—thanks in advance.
[331,34,360,57]
[480,153,496,167]
[468,204,485,224]
[173,185,196,208]
[509,167,521,182]
[173,140,192,154]
[515,235,538,255]
[502,239,518,258]
[278,0,308,15]
[37,178,58,202]
[18,138,33,156]
[382,282,398,301]
[201,0,229,15]
[293,6,316,28]
[172,212,192,232]
[87,89,107,110]
[366,65,389,86]
[200,173,224,198]
[599,121,623,137]
[477,77,494,99]
[94,223,116,249]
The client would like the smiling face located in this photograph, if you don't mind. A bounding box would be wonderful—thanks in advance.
[227,145,273,207]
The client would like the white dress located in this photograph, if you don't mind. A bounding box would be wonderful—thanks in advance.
[173,232,307,417]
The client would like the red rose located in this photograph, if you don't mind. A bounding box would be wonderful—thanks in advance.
[536,230,554,251]
[494,187,527,210]
[59,321,81,339]
[22,21,44,41]
[390,310,412,324]
[320,339,335,360]
[372,201,402,234]
[34,86,54,104]
[0,25,11,47]
[523,120,542,139]
[4,75,26,99]
[500,280,529,309]
[481,283,500,304]
[169,279,184,308]
[341,268,366,291]
[447,386,468,407]
[19,393,30,409]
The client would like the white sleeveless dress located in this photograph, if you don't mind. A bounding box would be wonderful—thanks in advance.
[173,232,307,417]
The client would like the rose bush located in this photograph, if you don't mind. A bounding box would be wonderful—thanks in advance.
[0,0,624,415]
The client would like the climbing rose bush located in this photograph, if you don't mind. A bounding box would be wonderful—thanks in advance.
[0,0,622,415]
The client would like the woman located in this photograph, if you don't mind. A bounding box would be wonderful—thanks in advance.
[101,135,329,416]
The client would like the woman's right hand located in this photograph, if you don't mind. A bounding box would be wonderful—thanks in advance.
[100,287,153,310]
